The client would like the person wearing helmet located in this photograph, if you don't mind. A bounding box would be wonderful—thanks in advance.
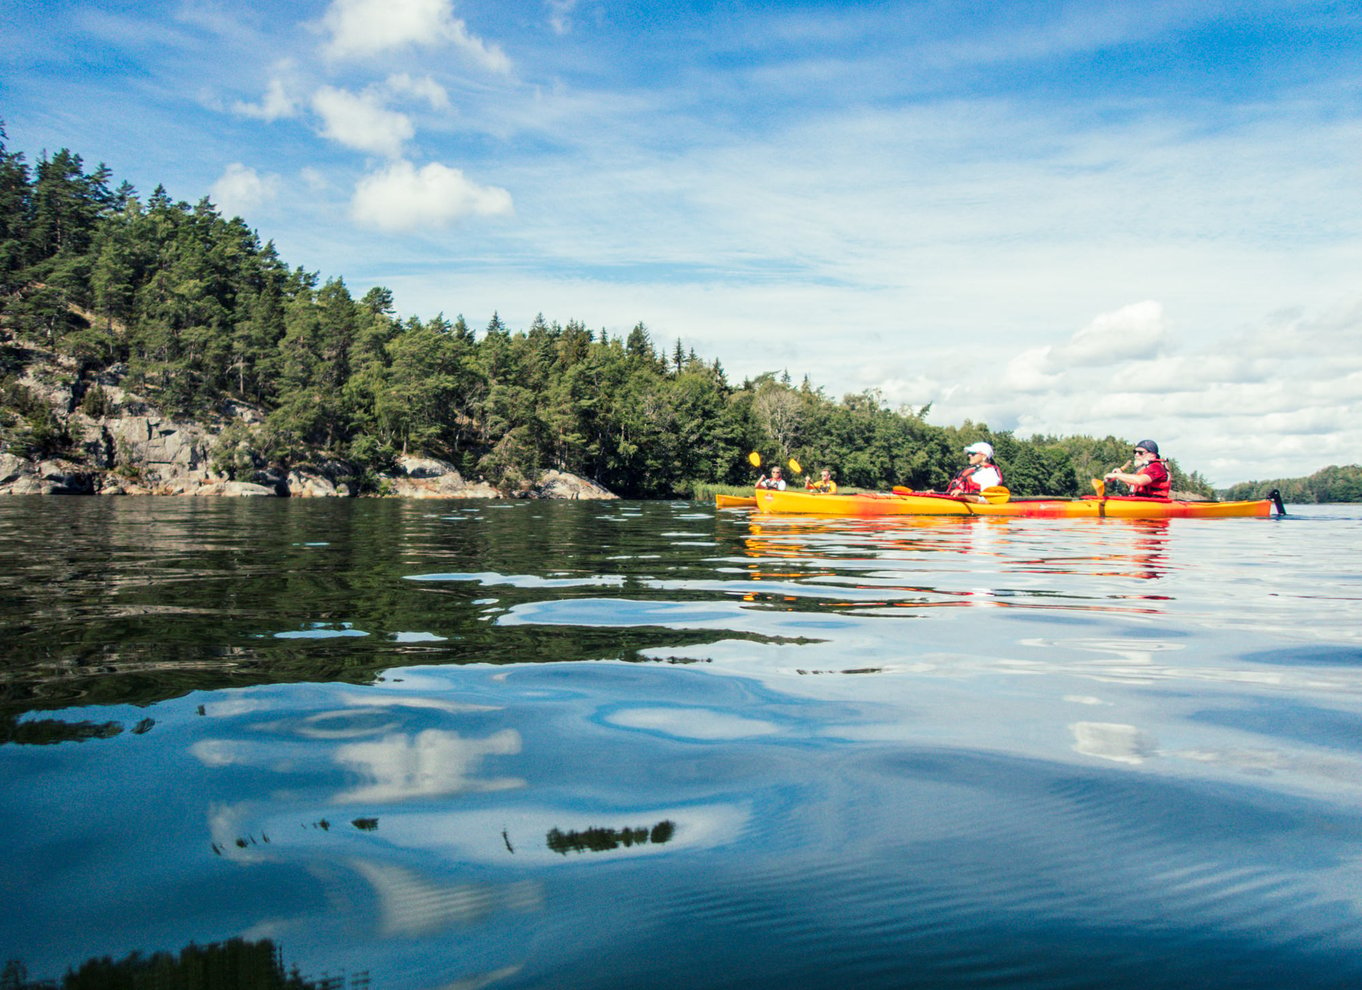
[946,441,1003,498]
[1105,440,1170,498]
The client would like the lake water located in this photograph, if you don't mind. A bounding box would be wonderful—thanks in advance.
[2,496,1361,989]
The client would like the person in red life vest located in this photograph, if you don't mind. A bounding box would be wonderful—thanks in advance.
[756,465,786,490]
[806,468,838,493]
[1105,440,1171,498]
[946,441,1003,499]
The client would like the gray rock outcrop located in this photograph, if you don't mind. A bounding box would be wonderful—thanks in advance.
[1,350,616,500]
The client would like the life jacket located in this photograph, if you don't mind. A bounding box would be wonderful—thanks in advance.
[807,479,837,493]
[1131,459,1170,498]
[946,463,1003,495]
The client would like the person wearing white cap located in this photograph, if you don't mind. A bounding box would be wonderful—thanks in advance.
[946,441,1003,498]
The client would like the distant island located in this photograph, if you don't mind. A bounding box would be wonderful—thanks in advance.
[1,126,1352,501]
[1219,465,1362,504]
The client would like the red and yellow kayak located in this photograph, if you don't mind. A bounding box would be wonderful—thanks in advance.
[748,487,1283,519]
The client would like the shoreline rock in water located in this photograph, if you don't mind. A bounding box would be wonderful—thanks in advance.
[0,446,617,500]
[0,356,617,500]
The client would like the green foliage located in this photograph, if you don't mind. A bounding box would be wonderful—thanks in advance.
[1222,464,1362,503]
[78,382,111,418]
[0,381,69,458]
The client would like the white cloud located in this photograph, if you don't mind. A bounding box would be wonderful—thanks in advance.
[210,163,280,219]
[312,85,414,157]
[320,0,511,72]
[546,0,578,35]
[351,160,513,232]
[300,166,331,191]
[1048,300,1166,369]
[384,72,451,111]
[1002,347,1060,394]
[908,297,1362,486]
[333,729,522,802]
[232,77,297,121]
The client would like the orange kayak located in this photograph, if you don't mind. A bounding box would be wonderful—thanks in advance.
[750,487,1283,519]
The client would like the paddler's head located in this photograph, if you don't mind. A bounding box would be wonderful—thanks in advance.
[964,441,993,464]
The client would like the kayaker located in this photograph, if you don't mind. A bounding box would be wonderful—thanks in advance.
[945,442,1003,498]
[806,468,838,494]
[1105,440,1171,498]
[756,465,787,490]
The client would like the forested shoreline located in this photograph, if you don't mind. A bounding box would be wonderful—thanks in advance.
[8,127,1345,500]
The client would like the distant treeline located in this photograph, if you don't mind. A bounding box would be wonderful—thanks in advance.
[1222,464,1362,503]
[0,126,1214,498]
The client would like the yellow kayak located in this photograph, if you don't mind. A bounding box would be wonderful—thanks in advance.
[751,487,1283,519]
[715,493,759,509]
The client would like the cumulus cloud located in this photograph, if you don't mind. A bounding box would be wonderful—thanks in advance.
[320,0,511,72]
[312,85,415,157]
[351,160,513,232]
[906,296,1362,485]
[210,163,279,219]
[232,78,297,121]
[1002,346,1061,394]
[1048,300,1167,369]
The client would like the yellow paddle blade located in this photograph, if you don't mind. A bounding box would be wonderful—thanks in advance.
[1091,478,1105,497]
[748,451,762,467]
[981,486,1010,504]
[788,458,802,474]
[892,486,914,496]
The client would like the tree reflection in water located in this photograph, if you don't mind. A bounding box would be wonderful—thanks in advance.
[547,819,676,855]
[2,937,368,990]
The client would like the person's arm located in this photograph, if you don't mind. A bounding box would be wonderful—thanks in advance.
[1106,469,1152,486]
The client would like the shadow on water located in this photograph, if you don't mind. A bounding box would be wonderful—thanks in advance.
[0,497,800,724]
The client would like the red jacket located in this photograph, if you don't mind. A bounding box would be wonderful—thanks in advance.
[947,463,1003,494]
[1131,459,1170,498]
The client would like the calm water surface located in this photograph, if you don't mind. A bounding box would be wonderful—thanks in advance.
[2,497,1361,989]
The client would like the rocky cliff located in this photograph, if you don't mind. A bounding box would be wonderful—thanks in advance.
[0,349,616,500]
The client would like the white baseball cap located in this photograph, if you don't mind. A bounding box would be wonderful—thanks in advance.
[964,441,993,459]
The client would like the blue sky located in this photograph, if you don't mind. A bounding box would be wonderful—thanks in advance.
[3,0,1361,485]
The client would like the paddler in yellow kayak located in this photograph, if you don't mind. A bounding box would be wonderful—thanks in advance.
[945,442,1003,501]
[1104,440,1171,498]
[755,464,787,490]
[805,467,838,493]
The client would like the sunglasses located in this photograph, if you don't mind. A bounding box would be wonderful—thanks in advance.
[1133,448,1149,454]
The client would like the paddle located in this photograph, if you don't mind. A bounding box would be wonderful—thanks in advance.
[749,452,801,473]
[1092,459,1131,497]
